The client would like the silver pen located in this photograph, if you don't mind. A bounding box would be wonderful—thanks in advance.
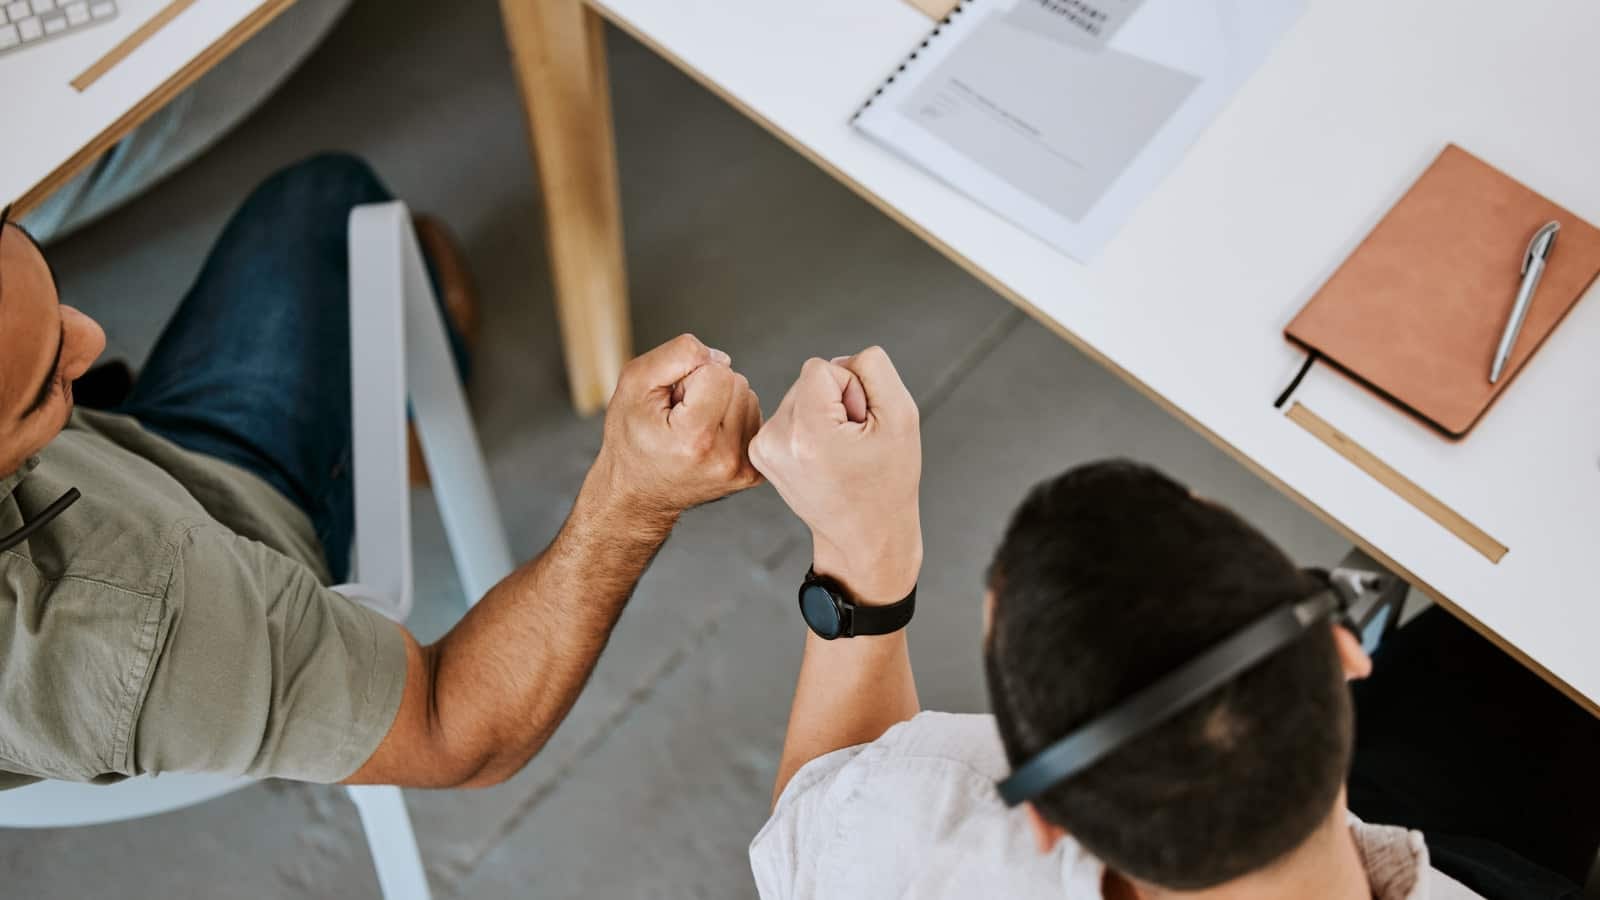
[1490,220,1561,384]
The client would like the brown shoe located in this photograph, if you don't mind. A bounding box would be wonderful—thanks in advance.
[407,216,480,486]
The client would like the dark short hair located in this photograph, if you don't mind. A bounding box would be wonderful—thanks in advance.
[985,460,1351,889]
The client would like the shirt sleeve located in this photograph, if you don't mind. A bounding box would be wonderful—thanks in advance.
[130,523,408,782]
[748,717,981,899]
[749,713,1100,900]
[749,744,870,899]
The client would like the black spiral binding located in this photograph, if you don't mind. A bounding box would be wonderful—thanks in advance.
[850,0,975,122]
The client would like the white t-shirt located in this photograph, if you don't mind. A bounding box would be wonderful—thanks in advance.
[749,712,1480,900]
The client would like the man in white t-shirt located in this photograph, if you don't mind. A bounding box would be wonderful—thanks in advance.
[743,348,1592,900]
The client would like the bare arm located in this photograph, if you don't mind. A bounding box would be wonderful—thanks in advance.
[348,464,673,787]
[346,335,764,788]
[772,544,921,805]
[750,348,925,805]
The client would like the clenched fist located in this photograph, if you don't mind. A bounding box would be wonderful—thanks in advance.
[590,334,764,530]
[749,347,922,604]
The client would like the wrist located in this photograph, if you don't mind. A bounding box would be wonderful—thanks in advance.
[810,527,922,607]
[580,454,679,541]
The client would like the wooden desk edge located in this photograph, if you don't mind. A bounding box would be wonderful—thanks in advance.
[582,0,1600,720]
[12,0,297,215]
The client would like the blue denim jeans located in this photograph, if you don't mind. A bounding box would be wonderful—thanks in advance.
[118,154,463,582]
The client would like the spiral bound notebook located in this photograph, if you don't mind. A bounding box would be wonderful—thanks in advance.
[852,0,1306,260]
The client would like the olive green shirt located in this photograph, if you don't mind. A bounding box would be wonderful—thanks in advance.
[0,409,407,790]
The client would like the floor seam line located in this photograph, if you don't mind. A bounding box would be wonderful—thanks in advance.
[917,308,1024,422]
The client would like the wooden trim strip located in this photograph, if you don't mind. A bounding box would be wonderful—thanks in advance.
[14,0,296,215]
[901,0,960,18]
[73,0,201,92]
[1287,403,1507,563]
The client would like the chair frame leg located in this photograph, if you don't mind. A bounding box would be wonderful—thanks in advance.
[345,202,520,900]
[397,214,517,603]
[348,785,433,900]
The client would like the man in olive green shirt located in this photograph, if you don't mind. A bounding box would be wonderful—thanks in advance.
[0,155,764,789]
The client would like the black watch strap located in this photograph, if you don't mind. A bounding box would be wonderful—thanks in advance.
[807,567,917,636]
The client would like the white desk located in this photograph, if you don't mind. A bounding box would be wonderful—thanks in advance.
[0,0,292,213]
[586,0,1600,713]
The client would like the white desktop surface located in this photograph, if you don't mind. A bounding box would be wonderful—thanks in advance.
[592,0,1600,707]
[0,0,270,207]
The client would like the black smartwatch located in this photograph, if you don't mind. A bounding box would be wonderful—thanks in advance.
[798,567,916,639]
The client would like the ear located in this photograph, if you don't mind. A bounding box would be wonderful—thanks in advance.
[1024,803,1070,854]
[1331,623,1373,681]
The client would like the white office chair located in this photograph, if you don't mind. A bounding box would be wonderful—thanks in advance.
[0,201,514,900]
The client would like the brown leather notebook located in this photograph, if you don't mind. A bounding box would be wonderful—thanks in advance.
[1285,144,1600,438]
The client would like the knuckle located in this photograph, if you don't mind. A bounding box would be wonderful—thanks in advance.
[751,425,790,469]
[617,359,642,387]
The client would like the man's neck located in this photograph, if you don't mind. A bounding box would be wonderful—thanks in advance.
[1110,802,1372,900]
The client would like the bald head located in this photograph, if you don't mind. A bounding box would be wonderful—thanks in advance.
[0,213,106,475]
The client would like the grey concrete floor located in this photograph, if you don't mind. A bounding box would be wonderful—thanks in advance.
[2,0,1346,896]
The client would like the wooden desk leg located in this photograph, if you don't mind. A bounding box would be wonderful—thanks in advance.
[497,0,632,416]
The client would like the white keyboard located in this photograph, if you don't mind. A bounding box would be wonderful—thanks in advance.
[0,0,117,56]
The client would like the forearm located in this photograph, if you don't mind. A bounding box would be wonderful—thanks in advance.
[773,631,918,805]
[771,533,922,805]
[425,461,673,786]
[347,334,763,789]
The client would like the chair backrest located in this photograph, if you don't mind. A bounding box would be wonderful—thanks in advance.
[346,203,512,608]
[339,201,420,622]
[0,201,511,828]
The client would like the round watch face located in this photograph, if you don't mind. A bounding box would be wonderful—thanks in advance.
[800,582,844,639]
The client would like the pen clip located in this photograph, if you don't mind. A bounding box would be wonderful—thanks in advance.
[1522,221,1561,274]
